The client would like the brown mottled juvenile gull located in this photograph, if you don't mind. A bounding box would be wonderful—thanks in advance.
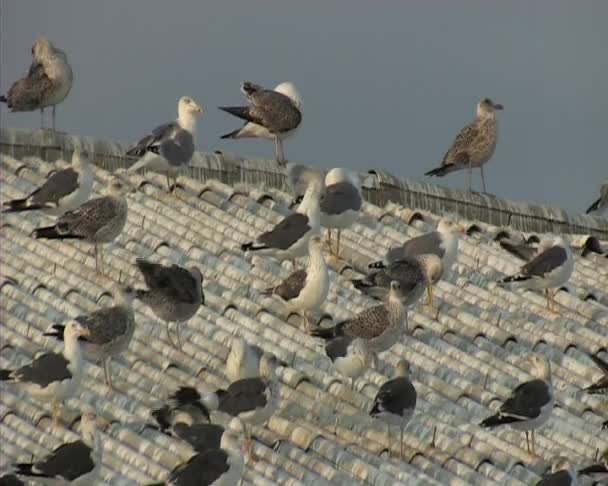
[220,81,302,164]
[500,236,574,312]
[311,281,407,355]
[324,336,369,388]
[241,179,322,264]
[0,320,89,425]
[12,408,108,484]
[44,285,136,389]
[425,97,503,192]
[480,354,554,456]
[134,259,205,349]
[585,352,608,395]
[585,181,608,219]
[0,36,73,130]
[261,235,329,330]
[2,149,94,216]
[320,168,363,257]
[370,360,417,459]
[32,176,129,274]
[127,96,203,193]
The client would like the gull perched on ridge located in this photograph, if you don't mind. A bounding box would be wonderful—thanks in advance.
[320,168,362,258]
[261,235,329,330]
[12,407,108,484]
[1,36,73,130]
[370,360,417,459]
[2,149,94,216]
[220,81,302,164]
[480,354,554,457]
[134,259,205,349]
[499,236,574,312]
[127,96,203,193]
[241,179,322,265]
[0,320,89,426]
[32,176,129,274]
[44,285,136,389]
[425,97,503,192]
[585,181,608,219]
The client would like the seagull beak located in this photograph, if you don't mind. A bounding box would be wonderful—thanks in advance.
[457,224,466,234]
[195,104,204,113]
[493,103,504,110]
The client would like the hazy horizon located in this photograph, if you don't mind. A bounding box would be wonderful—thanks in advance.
[1,1,606,214]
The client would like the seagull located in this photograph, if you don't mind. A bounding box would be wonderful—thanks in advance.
[260,235,329,330]
[310,281,407,356]
[480,354,554,457]
[12,407,108,484]
[127,96,203,193]
[0,320,89,426]
[535,457,578,486]
[32,176,129,274]
[584,352,608,395]
[320,168,362,258]
[2,149,94,216]
[44,285,136,389]
[0,36,73,130]
[499,236,574,312]
[220,81,302,164]
[215,354,280,460]
[324,336,369,388]
[353,255,441,330]
[370,360,417,459]
[150,386,213,434]
[425,97,503,192]
[152,426,245,486]
[134,258,205,349]
[241,179,322,265]
[579,449,607,482]
[225,335,265,383]
[585,182,608,219]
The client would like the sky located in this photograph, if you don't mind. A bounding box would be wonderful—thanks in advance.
[1,1,606,214]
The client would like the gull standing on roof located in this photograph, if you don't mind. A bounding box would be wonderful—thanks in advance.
[220,81,302,165]
[480,354,554,457]
[134,258,205,349]
[324,336,369,388]
[0,321,89,426]
[12,408,108,484]
[586,182,608,219]
[44,285,136,389]
[241,179,322,265]
[311,281,407,358]
[425,98,503,192]
[353,255,441,330]
[127,96,203,193]
[584,352,608,395]
[0,37,73,130]
[32,176,129,274]
[535,457,578,486]
[370,360,417,459]
[260,235,329,330]
[320,168,362,258]
[579,449,607,482]
[370,218,462,306]
[499,236,574,312]
[2,149,94,216]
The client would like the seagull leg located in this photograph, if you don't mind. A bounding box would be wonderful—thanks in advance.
[166,322,178,349]
[525,431,530,454]
[426,283,433,307]
[405,311,409,334]
[400,425,405,460]
[467,161,473,192]
[531,430,536,457]
[336,230,341,259]
[99,247,104,275]
[166,173,172,192]
[480,166,487,193]
[278,138,285,164]
[51,401,59,428]
[327,229,333,255]
[243,423,257,463]
[40,107,44,129]
[52,105,56,131]
[387,424,391,457]
[104,358,114,390]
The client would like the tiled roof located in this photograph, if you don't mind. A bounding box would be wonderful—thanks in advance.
[1,131,607,485]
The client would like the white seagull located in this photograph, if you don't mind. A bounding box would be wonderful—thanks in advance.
[220,81,302,164]
[32,176,129,274]
[320,168,362,258]
[500,236,574,312]
[44,285,136,389]
[0,320,90,425]
[480,354,554,456]
[425,97,503,192]
[225,335,265,383]
[2,149,94,216]
[1,36,73,130]
[324,336,370,388]
[370,360,417,459]
[127,96,203,193]
[12,408,108,484]
[261,235,329,330]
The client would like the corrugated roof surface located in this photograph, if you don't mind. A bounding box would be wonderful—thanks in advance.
[1,147,607,485]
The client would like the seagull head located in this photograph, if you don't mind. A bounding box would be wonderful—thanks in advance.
[527,354,551,380]
[274,82,303,109]
[395,359,411,378]
[114,284,136,306]
[64,320,91,340]
[437,218,465,235]
[32,36,53,60]
[179,96,204,116]
[477,98,503,117]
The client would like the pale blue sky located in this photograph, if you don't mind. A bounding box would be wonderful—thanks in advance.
[2,1,606,213]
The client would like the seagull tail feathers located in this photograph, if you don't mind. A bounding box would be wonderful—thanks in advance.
[218,106,256,124]
[424,164,454,177]
[31,225,70,240]
[499,274,528,285]
[13,463,48,477]
[479,413,517,428]
[0,369,13,381]
[579,464,608,475]
[2,198,44,213]
[309,323,344,340]
[368,260,386,270]
[586,197,601,214]
[220,127,244,139]
[0,95,6,103]
[241,242,267,252]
